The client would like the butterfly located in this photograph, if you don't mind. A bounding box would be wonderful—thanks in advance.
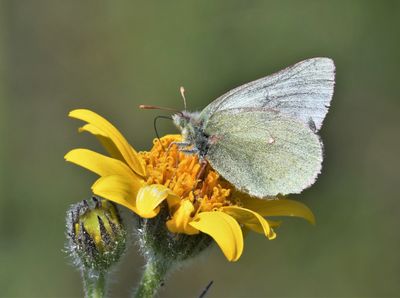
[143,57,335,198]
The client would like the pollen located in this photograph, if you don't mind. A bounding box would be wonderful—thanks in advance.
[139,135,233,213]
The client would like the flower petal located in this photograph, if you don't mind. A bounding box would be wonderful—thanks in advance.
[136,185,175,218]
[222,206,276,239]
[65,149,141,180]
[166,200,199,235]
[189,211,244,262]
[240,196,316,225]
[92,175,142,213]
[267,220,282,228]
[69,109,146,177]
[79,124,125,162]
[166,193,181,212]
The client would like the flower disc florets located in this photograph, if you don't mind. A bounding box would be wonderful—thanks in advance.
[140,135,235,220]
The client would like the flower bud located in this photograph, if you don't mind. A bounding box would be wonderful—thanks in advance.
[66,196,127,273]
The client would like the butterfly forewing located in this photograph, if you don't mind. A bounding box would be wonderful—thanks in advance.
[204,109,323,197]
[201,57,335,132]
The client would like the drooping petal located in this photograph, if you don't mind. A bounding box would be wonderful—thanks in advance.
[222,206,276,239]
[69,109,146,177]
[136,185,176,218]
[239,196,316,225]
[166,193,181,212]
[166,200,199,235]
[189,211,243,262]
[65,149,141,180]
[78,124,125,161]
[267,220,282,228]
[91,175,143,213]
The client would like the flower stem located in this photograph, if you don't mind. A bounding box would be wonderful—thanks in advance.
[134,259,171,298]
[82,270,107,298]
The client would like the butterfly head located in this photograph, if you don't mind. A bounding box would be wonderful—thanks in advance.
[172,111,191,131]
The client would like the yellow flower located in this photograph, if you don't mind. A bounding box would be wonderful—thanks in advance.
[65,109,315,262]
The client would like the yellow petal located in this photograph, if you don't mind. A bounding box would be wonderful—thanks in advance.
[79,124,125,161]
[222,206,276,239]
[69,109,146,177]
[189,211,244,262]
[92,175,143,213]
[267,220,282,228]
[166,200,199,235]
[65,149,141,180]
[166,193,181,212]
[240,196,316,225]
[136,185,174,218]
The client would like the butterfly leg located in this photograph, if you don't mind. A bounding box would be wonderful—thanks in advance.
[189,159,209,198]
[180,148,200,155]
[166,141,193,156]
[196,159,208,181]
[170,141,191,148]
[167,141,191,152]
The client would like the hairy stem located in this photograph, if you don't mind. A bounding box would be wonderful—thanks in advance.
[134,259,171,298]
[82,270,107,298]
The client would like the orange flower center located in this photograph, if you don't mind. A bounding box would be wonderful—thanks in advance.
[139,135,233,212]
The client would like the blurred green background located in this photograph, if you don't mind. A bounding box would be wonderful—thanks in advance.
[1,1,399,297]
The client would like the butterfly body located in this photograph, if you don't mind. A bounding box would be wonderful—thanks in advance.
[171,57,335,198]
[172,111,210,158]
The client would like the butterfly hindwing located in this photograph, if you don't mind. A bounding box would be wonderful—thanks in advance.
[204,109,323,197]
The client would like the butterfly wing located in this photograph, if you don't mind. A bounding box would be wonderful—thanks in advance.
[201,57,335,132]
[204,109,323,197]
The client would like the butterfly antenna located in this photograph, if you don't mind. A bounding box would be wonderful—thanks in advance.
[180,86,187,111]
[153,115,173,151]
[139,104,179,112]
[139,104,184,117]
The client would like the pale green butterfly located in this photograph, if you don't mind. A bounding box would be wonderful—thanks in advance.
[143,57,335,198]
